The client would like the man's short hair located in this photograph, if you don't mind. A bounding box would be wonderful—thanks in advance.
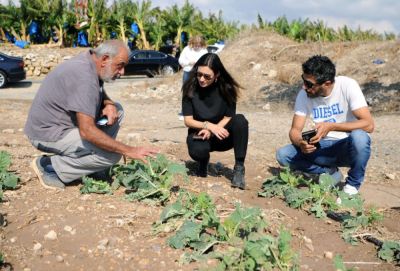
[302,55,336,83]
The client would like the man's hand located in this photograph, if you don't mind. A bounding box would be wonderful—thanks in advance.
[299,139,318,154]
[124,146,159,163]
[102,104,118,125]
[208,123,229,140]
[314,122,333,140]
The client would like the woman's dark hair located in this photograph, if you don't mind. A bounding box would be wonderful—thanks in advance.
[302,55,336,84]
[182,53,241,105]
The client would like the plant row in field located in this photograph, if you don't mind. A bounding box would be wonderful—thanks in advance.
[0,150,19,269]
[154,190,299,270]
[258,167,400,264]
[80,155,399,268]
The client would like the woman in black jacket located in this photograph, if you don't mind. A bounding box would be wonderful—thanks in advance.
[182,53,249,189]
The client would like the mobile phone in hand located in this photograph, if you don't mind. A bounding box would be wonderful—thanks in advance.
[192,134,204,140]
[302,129,320,149]
[96,116,108,126]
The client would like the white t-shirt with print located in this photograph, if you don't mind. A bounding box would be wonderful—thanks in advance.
[294,76,368,140]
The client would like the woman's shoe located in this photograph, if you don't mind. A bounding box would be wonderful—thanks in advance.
[231,165,245,189]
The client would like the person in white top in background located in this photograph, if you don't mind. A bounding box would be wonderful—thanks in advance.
[179,35,208,83]
[178,35,208,120]
[276,55,374,196]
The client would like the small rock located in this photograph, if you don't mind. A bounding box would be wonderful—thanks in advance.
[64,225,73,232]
[55,255,64,262]
[115,219,124,227]
[64,225,76,235]
[305,243,314,252]
[324,251,334,259]
[252,63,262,71]
[262,103,270,111]
[10,237,17,243]
[385,173,395,180]
[97,238,109,250]
[303,236,312,244]
[2,129,14,134]
[33,242,42,252]
[268,69,277,78]
[44,230,57,241]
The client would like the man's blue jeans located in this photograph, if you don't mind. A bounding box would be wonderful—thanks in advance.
[276,129,371,189]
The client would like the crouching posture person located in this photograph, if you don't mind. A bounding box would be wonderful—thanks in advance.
[276,55,374,195]
[182,53,249,189]
[24,40,158,190]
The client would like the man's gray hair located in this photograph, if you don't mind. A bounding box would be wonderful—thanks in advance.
[93,40,131,57]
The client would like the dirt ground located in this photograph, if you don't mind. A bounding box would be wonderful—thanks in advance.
[1,32,400,271]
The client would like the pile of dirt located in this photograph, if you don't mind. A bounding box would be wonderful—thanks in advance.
[218,30,400,113]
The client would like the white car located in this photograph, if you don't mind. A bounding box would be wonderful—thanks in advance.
[207,43,225,54]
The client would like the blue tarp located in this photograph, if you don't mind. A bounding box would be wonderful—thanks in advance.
[14,40,29,49]
[131,23,139,36]
[77,31,89,47]
[5,31,16,43]
[29,21,39,35]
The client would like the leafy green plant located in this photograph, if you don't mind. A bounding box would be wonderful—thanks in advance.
[156,191,298,270]
[260,169,339,218]
[378,241,400,264]
[154,191,219,233]
[213,229,298,271]
[218,205,267,241]
[111,154,188,204]
[0,151,19,201]
[80,176,113,195]
[259,168,386,246]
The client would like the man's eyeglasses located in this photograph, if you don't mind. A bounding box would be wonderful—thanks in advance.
[196,71,214,81]
[302,75,321,89]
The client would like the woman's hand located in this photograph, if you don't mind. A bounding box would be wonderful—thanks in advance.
[198,129,212,140]
[208,123,229,140]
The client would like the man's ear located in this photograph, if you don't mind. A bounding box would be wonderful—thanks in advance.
[100,54,110,67]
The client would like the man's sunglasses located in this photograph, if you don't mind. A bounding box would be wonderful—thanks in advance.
[302,75,322,89]
[196,71,214,81]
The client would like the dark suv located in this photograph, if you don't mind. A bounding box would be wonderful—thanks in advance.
[0,52,26,88]
[124,50,179,78]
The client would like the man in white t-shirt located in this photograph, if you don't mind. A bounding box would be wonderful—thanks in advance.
[276,55,374,195]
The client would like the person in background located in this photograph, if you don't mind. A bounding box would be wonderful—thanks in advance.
[24,40,158,190]
[179,35,208,83]
[178,35,208,120]
[276,55,374,195]
[182,53,249,190]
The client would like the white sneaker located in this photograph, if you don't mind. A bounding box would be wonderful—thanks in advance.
[343,184,358,195]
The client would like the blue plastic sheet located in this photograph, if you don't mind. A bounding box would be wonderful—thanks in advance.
[77,31,89,47]
[131,23,139,36]
[14,40,29,48]
[29,21,39,35]
[5,32,16,43]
